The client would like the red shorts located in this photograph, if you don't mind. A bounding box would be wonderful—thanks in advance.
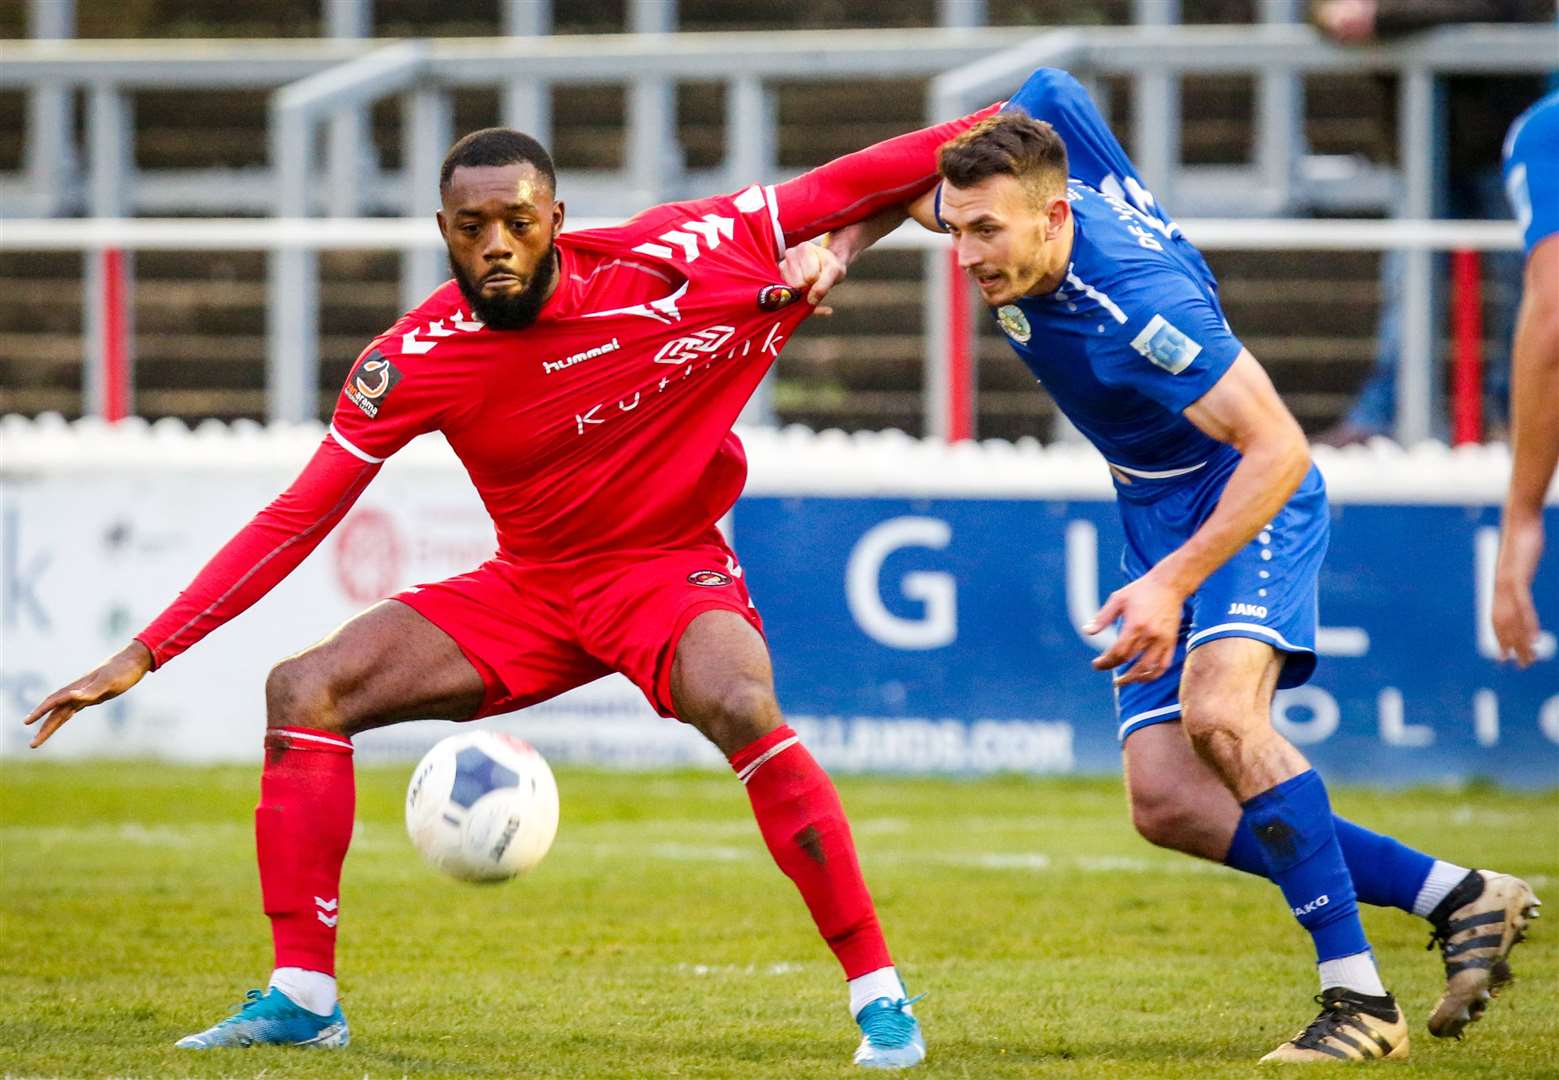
[393,528,763,720]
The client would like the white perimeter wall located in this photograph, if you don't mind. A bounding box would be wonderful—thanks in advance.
[0,415,1548,767]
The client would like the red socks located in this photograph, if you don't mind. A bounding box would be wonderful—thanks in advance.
[730,725,892,979]
[256,727,356,975]
[254,723,884,981]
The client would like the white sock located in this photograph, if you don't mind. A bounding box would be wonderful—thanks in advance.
[269,967,338,1015]
[848,966,905,1018]
[1412,861,1471,918]
[1318,951,1386,997]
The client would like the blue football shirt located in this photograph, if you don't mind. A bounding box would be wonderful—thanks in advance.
[1504,90,1559,257]
[935,68,1241,476]
[991,184,1245,476]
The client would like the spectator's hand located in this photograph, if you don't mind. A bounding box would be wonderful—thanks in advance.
[1315,0,1377,44]
[1492,514,1546,667]
[779,241,845,315]
[23,641,153,748]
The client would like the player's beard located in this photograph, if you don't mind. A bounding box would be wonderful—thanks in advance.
[451,244,558,331]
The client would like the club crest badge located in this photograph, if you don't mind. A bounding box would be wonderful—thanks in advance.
[996,305,1031,343]
[687,570,734,587]
[757,283,800,311]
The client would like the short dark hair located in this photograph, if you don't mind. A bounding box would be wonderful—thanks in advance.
[439,128,556,193]
[938,114,1069,201]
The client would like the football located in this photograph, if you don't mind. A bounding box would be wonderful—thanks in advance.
[405,731,560,882]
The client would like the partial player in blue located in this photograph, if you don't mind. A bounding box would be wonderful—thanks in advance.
[1494,89,1559,667]
[807,69,1540,1061]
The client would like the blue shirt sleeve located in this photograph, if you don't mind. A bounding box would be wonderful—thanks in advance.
[1004,68,1175,231]
[1504,92,1559,257]
[1089,268,1246,415]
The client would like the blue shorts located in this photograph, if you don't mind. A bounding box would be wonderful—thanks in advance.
[1114,456,1329,743]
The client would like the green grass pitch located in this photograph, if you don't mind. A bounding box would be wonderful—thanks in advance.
[2,762,1555,1078]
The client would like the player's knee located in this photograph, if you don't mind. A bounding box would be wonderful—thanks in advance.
[1179,700,1244,763]
[264,654,344,734]
[687,678,781,754]
[1129,784,1200,851]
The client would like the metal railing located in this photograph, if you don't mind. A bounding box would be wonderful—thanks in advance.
[3,23,1555,438]
[925,22,1557,444]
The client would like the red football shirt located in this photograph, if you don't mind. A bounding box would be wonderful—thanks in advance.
[135,106,998,666]
[329,184,805,561]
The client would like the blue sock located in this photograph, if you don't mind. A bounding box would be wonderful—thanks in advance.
[1241,770,1370,963]
[1226,814,1435,915]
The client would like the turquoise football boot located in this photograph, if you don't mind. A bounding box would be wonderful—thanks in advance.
[175,987,349,1049]
[853,994,926,1069]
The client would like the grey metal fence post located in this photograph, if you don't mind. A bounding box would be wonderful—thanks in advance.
[938,0,987,27]
[1132,0,1181,210]
[267,41,430,423]
[924,247,953,441]
[1397,67,1439,445]
[502,0,552,149]
[924,80,963,443]
[25,0,77,218]
[725,74,774,194]
[729,73,778,427]
[325,0,374,217]
[268,108,318,424]
[401,85,453,312]
[1256,0,1303,211]
[83,84,133,419]
[628,0,682,202]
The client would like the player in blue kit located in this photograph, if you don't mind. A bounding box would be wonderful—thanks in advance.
[795,69,1541,1061]
[1494,89,1559,667]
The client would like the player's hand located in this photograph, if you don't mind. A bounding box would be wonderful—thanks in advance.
[1492,514,1545,667]
[1085,572,1185,686]
[23,641,154,749]
[779,241,845,315]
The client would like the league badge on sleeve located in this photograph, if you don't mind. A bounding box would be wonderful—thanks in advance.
[996,305,1031,343]
[345,350,403,418]
[1130,313,1202,374]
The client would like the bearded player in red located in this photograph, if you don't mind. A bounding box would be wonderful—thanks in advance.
[24,108,999,1066]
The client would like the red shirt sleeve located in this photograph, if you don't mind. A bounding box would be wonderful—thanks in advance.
[328,309,460,463]
[770,103,1002,247]
[133,436,380,668]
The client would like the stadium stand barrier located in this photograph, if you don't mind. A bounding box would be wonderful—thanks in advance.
[3,22,1555,440]
[2,414,1554,784]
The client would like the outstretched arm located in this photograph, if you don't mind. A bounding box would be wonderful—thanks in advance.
[776,203,921,309]
[1494,237,1559,666]
[24,435,380,747]
[771,114,989,309]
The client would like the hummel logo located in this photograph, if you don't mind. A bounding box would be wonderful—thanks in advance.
[315,895,339,928]
[1292,894,1329,917]
[632,214,735,262]
[544,337,619,375]
[402,309,484,355]
[1229,602,1268,618]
